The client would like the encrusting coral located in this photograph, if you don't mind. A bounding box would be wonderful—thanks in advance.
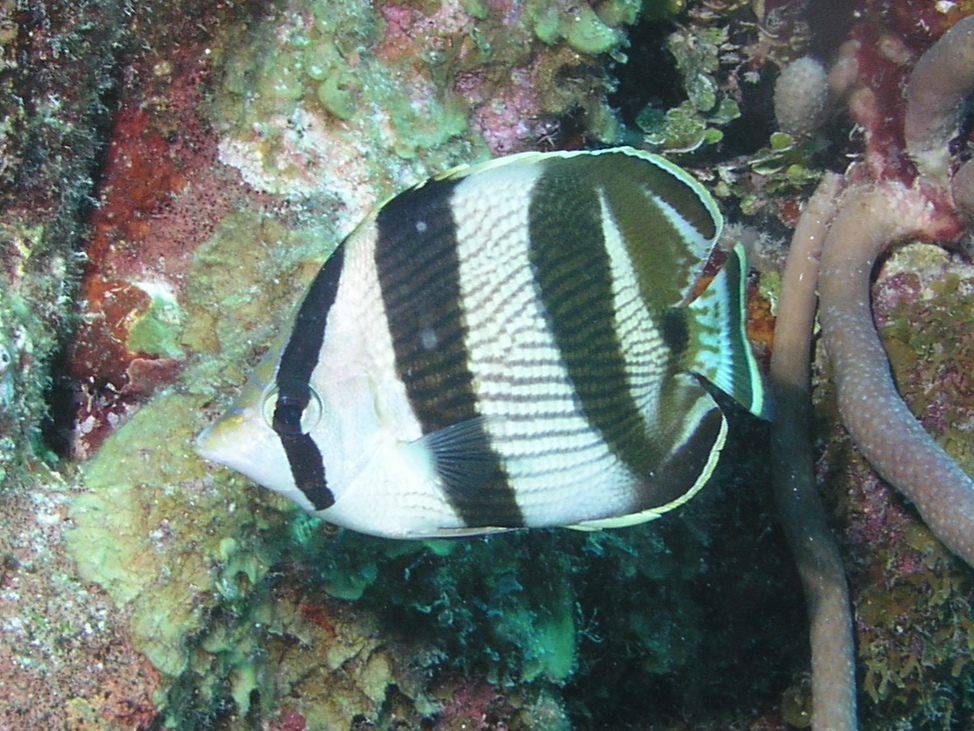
[772,13,974,730]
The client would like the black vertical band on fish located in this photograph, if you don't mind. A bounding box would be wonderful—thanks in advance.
[374,178,525,528]
[272,243,347,510]
[589,153,717,309]
[528,160,668,486]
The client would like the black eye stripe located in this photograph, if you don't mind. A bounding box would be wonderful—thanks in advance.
[278,433,334,510]
[273,381,312,435]
[272,244,346,510]
[272,402,305,435]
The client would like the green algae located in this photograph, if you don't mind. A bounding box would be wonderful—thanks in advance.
[180,209,332,391]
[0,223,73,473]
[316,68,358,120]
[69,393,233,672]
[879,245,974,476]
[641,0,685,20]
[515,582,576,682]
[635,25,742,152]
[126,286,184,360]
[458,0,490,20]
[213,0,481,197]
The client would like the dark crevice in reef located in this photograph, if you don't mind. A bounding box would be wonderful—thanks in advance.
[34,15,130,464]
[0,1,132,474]
[41,355,82,461]
[608,18,685,135]
[562,411,806,729]
[721,67,777,157]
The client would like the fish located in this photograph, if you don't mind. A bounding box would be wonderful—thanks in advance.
[197,147,767,539]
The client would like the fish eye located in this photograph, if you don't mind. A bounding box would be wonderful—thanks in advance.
[261,381,323,435]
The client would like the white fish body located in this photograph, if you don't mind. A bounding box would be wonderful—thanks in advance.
[198,147,766,539]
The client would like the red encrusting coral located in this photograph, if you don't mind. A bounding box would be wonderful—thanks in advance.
[881,0,974,48]
[843,23,913,184]
[269,707,308,731]
[433,674,522,730]
[67,40,259,456]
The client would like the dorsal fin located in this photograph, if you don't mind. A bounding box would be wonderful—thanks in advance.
[562,148,723,309]
[442,148,722,309]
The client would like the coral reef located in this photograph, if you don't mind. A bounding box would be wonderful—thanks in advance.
[829,242,974,729]
[4,0,974,729]
[211,0,635,204]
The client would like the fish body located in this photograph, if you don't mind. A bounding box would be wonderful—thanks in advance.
[197,147,766,539]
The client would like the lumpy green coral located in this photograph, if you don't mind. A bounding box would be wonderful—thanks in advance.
[69,393,234,676]
[180,209,331,365]
[526,0,632,56]
[212,0,642,208]
[214,0,474,200]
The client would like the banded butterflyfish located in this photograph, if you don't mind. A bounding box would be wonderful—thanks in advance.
[197,147,767,539]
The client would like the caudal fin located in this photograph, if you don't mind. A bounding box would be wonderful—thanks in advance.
[683,244,769,419]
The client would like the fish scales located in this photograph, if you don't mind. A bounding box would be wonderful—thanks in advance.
[197,147,766,539]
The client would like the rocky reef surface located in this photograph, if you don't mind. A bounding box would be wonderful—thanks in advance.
[1,1,974,729]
